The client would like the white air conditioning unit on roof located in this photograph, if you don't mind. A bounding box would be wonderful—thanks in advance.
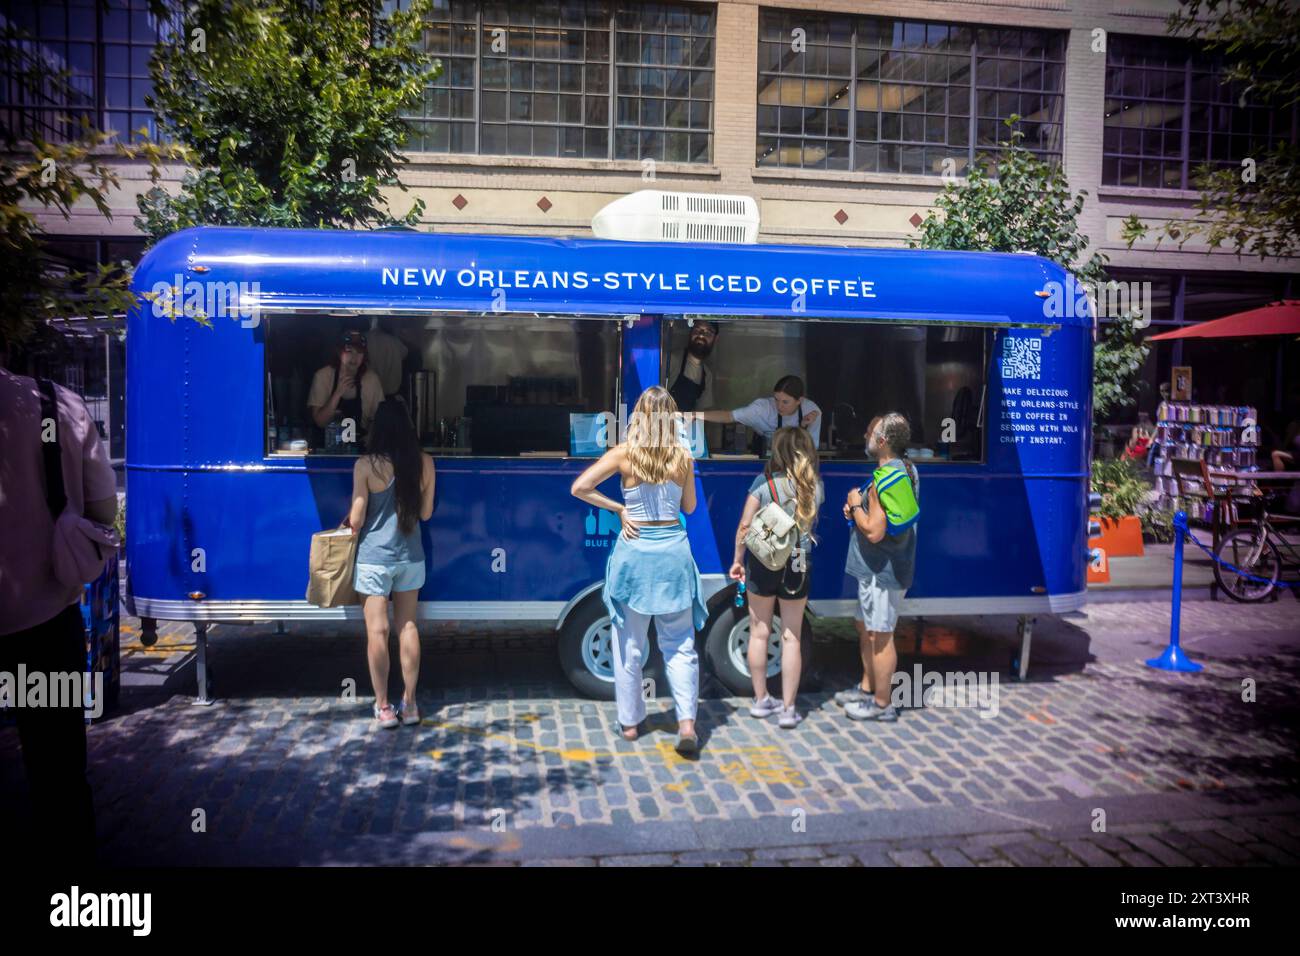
[592,189,760,244]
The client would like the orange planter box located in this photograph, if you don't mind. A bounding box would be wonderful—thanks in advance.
[1091,514,1145,558]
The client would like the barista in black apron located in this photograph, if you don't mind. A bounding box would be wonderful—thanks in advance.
[692,374,821,457]
[668,320,719,412]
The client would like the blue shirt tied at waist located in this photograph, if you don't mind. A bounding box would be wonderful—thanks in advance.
[602,523,709,632]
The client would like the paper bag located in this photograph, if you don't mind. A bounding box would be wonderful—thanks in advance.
[306,527,359,607]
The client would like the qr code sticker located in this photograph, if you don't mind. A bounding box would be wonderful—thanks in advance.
[1002,337,1042,380]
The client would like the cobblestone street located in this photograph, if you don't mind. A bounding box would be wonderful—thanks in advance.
[3,595,1297,866]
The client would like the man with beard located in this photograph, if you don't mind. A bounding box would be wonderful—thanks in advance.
[667,320,719,413]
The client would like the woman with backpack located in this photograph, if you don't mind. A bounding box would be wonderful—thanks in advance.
[835,412,919,723]
[729,426,824,728]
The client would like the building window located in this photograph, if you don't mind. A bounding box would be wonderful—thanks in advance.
[1,0,170,144]
[756,9,1064,174]
[1103,35,1298,189]
[400,0,714,162]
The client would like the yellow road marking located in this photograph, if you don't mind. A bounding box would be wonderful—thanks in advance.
[422,718,807,788]
[123,644,197,657]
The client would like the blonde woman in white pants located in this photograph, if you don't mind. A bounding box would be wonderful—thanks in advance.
[571,387,709,756]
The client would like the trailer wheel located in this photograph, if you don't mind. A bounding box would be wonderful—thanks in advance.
[557,594,664,700]
[703,603,814,698]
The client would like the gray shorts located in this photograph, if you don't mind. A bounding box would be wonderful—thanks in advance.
[852,577,904,633]
[354,559,425,597]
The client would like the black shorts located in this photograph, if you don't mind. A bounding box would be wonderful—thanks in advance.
[745,552,811,600]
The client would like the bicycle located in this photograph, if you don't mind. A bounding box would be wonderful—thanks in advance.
[1212,505,1300,602]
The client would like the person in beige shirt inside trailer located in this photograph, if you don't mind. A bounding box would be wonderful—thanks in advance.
[307,330,384,444]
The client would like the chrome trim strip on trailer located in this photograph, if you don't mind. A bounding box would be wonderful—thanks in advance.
[126,463,1093,480]
[129,586,1083,624]
[126,597,567,622]
[807,590,1087,618]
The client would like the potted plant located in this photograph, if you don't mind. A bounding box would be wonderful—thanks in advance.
[1089,458,1148,557]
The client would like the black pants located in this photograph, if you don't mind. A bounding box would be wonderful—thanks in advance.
[0,603,96,863]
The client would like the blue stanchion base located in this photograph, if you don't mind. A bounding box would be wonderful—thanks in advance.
[1145,644,1203,673]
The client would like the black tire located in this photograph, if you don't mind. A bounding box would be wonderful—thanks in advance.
[702,598,815,697]
[1214,528,1281,602]
[557,594,665,700]
[140,618,158,647]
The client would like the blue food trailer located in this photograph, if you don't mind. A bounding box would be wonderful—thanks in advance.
[124,226,1092,702]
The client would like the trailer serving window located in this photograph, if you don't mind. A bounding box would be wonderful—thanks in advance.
[264,312,619,457]
[661,317,988,462]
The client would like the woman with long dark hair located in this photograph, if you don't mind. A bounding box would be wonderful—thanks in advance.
[348,399,435,729]
[307,331,384,446]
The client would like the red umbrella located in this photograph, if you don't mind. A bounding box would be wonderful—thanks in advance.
[1147,300,1300,340]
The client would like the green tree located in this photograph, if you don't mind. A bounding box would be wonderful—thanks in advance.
[0,22,138,351]
[911,120,1149,424]
[1120,0,1300,259]
[135,0,437,242]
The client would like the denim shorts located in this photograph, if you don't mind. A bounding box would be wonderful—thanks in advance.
[354,559,425,597]
[853,577,904,632]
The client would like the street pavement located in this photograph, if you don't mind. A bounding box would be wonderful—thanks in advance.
[2,594,1297,866]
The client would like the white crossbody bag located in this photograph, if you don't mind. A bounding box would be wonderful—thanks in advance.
[744,475,799,571]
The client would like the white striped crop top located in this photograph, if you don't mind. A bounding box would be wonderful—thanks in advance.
[621,480,684,521]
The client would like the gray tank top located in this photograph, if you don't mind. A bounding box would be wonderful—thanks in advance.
[356,476,424,566]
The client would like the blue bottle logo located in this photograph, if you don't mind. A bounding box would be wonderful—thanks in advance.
[584,508,622,548]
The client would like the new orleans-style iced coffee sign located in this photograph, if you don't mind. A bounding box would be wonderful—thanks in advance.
[167,226,1076,327]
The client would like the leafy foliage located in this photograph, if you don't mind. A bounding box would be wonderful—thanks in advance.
[135,0,437,242]
[1090,457,1173,539]
[911,119,1149,423]
[1090,458,1151,518]
[1140,506,1176,544]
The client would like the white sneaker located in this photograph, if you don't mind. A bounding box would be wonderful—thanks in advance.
[845,698,899,722]
[778,705,803,729]
[748,695,782,718]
